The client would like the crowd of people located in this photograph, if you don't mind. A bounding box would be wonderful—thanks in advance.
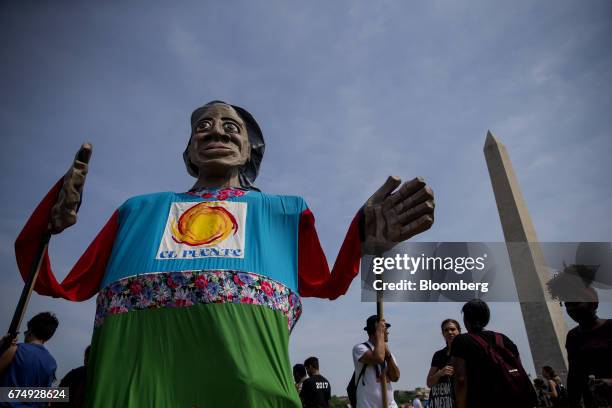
[293,298,610,408]
[425,297,608,408]
[1,296,610,408]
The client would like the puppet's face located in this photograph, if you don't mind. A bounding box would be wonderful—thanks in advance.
[188,104,250,177]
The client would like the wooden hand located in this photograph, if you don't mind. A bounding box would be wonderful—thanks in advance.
[363,176,434,254]
[49,143,92,234]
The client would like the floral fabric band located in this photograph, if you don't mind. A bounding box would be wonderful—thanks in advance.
[95,270,302,331]
[185,187,246,200]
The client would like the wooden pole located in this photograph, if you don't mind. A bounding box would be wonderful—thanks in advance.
[377,273,388,408]
[0,233,51,355]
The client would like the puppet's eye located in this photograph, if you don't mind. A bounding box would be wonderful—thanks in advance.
[223,122,239,133]
[197,121,212,131]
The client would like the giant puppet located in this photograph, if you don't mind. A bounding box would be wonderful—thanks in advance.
[15,101,434,407]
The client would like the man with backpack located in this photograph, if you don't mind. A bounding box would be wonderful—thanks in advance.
[350,315,400,408]
[450,299,537,408]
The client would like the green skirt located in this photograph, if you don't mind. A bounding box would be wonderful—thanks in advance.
[86,302,301,407]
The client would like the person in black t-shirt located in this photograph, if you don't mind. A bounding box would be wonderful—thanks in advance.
[52,345,90,408]
[427,318,461,408]
[450,299,534,408]
[300,356,331,408]
[563,288,612,408]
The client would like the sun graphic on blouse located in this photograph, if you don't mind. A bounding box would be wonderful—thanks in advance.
[171,202,238,246]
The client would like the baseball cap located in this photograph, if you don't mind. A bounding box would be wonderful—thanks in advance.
[364,315,391,333]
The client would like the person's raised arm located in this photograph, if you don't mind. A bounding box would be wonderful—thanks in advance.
[358,322,387,365]
[384,344,400,382]
[0,334,17,375]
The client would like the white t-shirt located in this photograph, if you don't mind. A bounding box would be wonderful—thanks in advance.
[352,341,398,408]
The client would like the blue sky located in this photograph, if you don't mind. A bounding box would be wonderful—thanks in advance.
[1,0,611,393]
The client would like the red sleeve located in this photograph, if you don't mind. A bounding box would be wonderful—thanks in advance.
[298,208,362,299]
[14,179,119,301]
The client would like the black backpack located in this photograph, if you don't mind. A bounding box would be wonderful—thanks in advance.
[346,342,372,408]
[469,332,537,407]
[554,383,569,408]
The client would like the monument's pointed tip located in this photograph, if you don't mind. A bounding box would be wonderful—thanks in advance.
[484,130,502,149]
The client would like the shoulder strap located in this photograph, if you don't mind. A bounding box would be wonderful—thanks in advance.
[494,332,504,348]
[356,342,372,385]
[493,332,518,359]
[468,332,490,349]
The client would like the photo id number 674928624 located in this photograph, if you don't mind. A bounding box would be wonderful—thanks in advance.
[0,387,69,403]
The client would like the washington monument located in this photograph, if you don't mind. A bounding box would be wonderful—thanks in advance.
[484,131,568,379]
